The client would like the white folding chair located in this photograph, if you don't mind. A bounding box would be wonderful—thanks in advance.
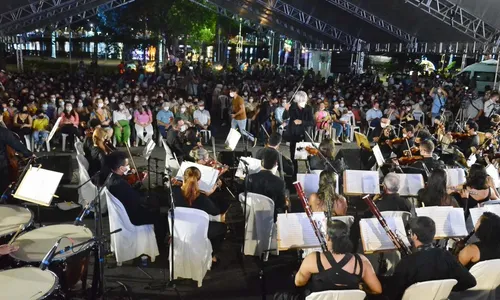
[61,133,69,151]
[306,290,366,300]
[239,192,275,261]
[450,259,500,300]
[169,207,212,287]
[349,114,361,142]
[76,154,108,214]
[199,129,211,144]
[402,279,457,300]
[23,135,32,151]
[105,190,159,265]
[413,111,425,124]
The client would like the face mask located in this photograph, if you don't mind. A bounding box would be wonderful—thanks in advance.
[42,104,48,110]
[359,96,364,100]
[97,103,104,108]
[282,102,287,107]
[244,92,248,96]
[133,97,139,102]
[141,102,147,106]
[119,104,125,110]
[65,106,72,111]
[2,107,6,112]
[419,101,423,105]
[180,108,186,113]
[229,92,235,98]
[110,98,116,103]
[78,102,83,108]
[9,103,14,107]
[298,102,306,108]
[80,94,86,99]
[402,133,408,138]
[123,165,131,174]
[164,106,169,111]
[180,125,187,132]
[59,102,64,107]
[249,98,254,103]
[254,88,258,92]
[334,104,339,109]
[104,100,109,105]
[340,103,345,107]
[406,107,411,111]
[199,106,204,111]
[371,96,375,101]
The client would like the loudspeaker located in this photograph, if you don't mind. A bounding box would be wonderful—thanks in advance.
[330,52,352,74]
[217,151,252,167]
[37,155,73,184]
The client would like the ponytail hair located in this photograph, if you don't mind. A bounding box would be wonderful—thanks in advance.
[181,167,201,206]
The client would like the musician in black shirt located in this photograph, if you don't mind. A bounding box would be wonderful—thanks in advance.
[454,121,480,158]
[166,118,185,160]
[375,173,413,213]
[388,124,415,157]
[254,133,294,176]
[411,140,445,177]
[388,217,476,300]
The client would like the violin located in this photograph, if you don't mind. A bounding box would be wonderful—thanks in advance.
[125,169,148,187]
[207,159,229,176]
[450,132,471,140]
[386,137,407,145]
[397,155,424,165]
[305,146,319,156]
[103,140,116,154]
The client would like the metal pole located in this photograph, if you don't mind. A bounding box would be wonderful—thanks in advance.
[495,54,500,91]
[69,31,72,72]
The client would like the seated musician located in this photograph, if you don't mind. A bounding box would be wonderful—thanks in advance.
[361,125,395,170]
[99,151,166,248]
[294,220,382,296]
[166,118,185,160]
[83,119,101,160]
[308,138,336,172]
[388,217,476,300]
[452,164,499,212]
[308,170,347,216]
[458,212,500,268]
[255,133,294,176]
[451,120,480,158]
[417,169,458,207]
[171,166,226,263]
[374,173,412,213]
[88,127,109,178]
[248,148,286,221]
[411,140,445,173]
[387,124,415,157]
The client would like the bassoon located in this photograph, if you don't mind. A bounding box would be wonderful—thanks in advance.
[363,195,412,256]
[293,181,328,252]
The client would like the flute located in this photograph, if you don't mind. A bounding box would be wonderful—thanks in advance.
[363,195,412,256]
[293,181,328,252]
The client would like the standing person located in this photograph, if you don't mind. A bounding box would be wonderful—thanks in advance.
[283,91,314,177]
[229,87,257,147]
[430,87,448,124]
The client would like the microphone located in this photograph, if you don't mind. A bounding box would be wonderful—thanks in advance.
[40,237,63,270]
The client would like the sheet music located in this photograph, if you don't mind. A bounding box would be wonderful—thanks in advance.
[359,217,410,253]
[175,162,220,193]
[224,128,241,151]
[470,206,500,227]
[343,170,380,195]
[47,117,62,142]
[486,164,500,188]
[235,157,262,178]
[373,144,385,167]
[13,166,63,206]
[416,207,467,238]
[394,174,424,196]
[294,142,320,160]
[467,154,477,168]
[445,168,466,187]
[277,212,326,249]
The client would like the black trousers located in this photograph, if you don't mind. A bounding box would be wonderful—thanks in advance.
[208,221,226,256]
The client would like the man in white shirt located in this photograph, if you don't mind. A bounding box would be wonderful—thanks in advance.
[466,95,484,121]
[483,91,499,119]
[193,101,212,132]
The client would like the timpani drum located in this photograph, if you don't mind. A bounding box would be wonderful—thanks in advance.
[0,267,58,299]
[10,224,93,291]
[0,204,34,243]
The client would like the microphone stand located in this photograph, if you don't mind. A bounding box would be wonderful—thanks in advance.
[146,166,180,298]
[239,158,250,256]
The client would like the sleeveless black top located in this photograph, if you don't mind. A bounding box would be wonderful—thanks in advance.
[307,251,363,294]
[466,242,500,269]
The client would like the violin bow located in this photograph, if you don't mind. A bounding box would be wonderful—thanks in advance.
[125,141,141,182]
[286,76,305,104]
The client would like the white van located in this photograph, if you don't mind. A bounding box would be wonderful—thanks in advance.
[456,59,499,92]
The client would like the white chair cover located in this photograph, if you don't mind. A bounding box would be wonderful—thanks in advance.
[239,192,276,259]
[75,141,85,156]
[169,207,212,287]
[306,290,366,300]
[161,138,180,174]
[402,279,457,300]
[75,154,107,213]
[450,259,500,300]
[105,190,159,264]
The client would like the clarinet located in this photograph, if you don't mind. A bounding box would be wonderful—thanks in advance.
[363,195,412,256]
[293,181,328,252]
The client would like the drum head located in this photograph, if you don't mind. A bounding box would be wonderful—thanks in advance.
[10,224,93,262]
[0,205,33,237]
[0,267,57,299]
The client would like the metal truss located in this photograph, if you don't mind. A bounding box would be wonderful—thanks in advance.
[53,0,135,29]
[0,0,92,32]
[254,0,363,49]
[405,0,500,44]
[323,0,417,43]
